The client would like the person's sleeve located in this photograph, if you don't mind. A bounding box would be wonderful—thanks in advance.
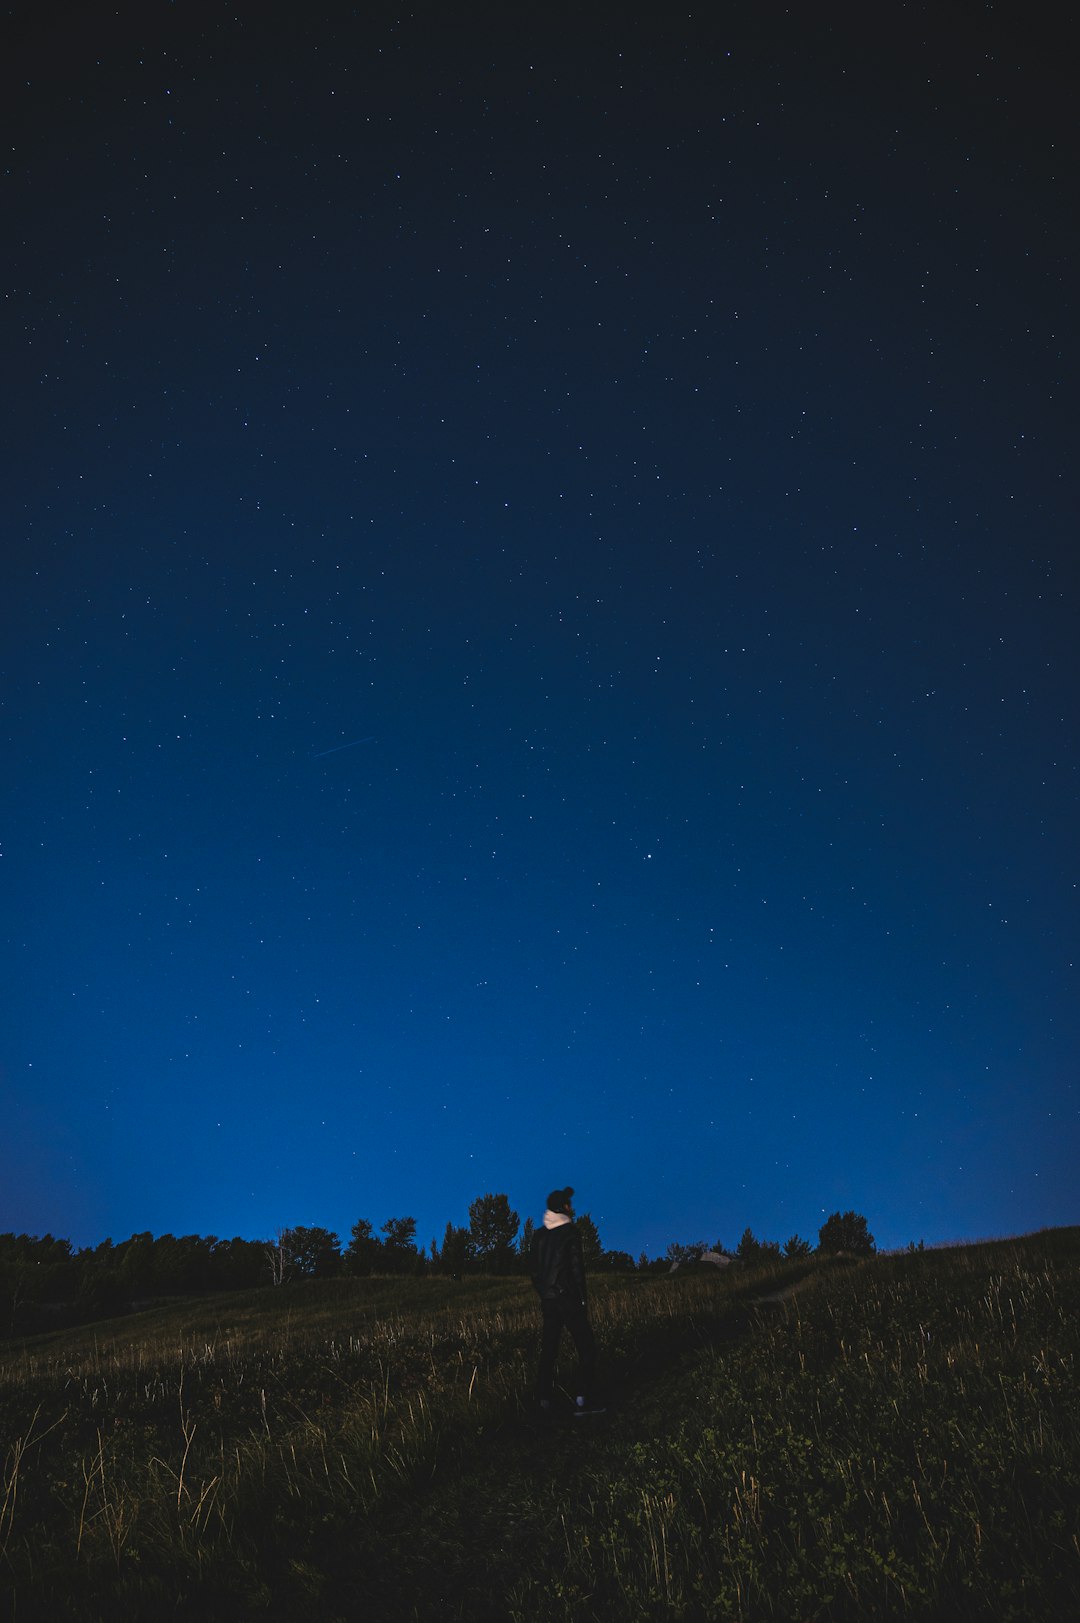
[568,1228,587,1304]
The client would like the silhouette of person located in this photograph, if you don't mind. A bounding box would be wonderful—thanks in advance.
[531,1186,603,1415]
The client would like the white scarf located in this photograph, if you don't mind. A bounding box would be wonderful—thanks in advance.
[543,1209,572,1230]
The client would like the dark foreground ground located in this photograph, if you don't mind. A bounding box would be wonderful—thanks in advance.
[1,1231,1078,1620]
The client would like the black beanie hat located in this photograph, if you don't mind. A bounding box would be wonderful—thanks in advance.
[546,1187,574,1214]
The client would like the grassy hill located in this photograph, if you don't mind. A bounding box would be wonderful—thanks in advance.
[1,1230,1078,1620]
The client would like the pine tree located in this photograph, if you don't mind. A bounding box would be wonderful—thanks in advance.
[468,1193,520,1273]
[576,1212,602,1265]
[438,1222,471,1276]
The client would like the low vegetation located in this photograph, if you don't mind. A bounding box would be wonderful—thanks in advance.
[1,1230,1077,1620]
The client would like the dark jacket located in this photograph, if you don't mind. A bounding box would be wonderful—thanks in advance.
[532,1221,587,1305]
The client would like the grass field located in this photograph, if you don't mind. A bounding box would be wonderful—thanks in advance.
[2,1230,1078,1620]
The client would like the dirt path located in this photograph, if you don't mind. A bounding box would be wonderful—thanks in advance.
[752,1279,805,1304]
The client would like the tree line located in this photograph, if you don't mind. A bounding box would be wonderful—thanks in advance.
[0,1203,875,1337]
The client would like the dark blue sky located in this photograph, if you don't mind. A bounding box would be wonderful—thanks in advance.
[3,1,1076,1259]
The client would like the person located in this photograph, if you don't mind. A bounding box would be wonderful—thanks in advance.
[531,1186,604,1416]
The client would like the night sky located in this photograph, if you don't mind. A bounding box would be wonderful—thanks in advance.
[3,1,1076,1261]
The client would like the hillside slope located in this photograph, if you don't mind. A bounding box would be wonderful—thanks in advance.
[1,1232,1078,1620]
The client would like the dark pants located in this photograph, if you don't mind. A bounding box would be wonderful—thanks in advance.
[537,1297,596,1402]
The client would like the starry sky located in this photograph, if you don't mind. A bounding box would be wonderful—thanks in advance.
[3,1,1076,1260]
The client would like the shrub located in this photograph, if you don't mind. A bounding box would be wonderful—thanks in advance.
[818,1210,875,1256]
